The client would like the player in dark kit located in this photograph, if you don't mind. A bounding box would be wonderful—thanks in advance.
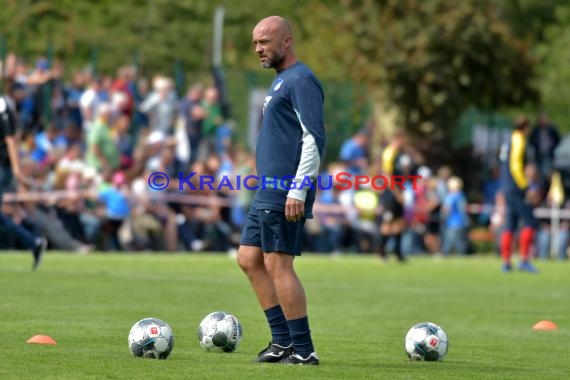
[0,92,46,270]
[237,16,325,365]
[499,116,539,273]
[377,131,406,262]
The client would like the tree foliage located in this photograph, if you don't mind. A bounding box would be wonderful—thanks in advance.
[495,0,566,43]
[537,5,570,132]
[333,0,539,139]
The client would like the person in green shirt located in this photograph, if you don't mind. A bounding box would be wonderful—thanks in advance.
[86,103,120,172]
[197,86,223,160]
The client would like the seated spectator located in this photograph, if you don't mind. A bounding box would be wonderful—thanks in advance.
[215,120,234,156]
[30,124,68,168]
[309,172,349,254]
[130,169,171,251]
[97,171,131,251]
[339,130,368,175]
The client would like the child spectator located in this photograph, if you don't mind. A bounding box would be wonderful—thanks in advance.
[97,171,131,251]
[442,176,469,255]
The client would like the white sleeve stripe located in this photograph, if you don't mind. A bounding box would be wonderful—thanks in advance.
[287,109,321,202]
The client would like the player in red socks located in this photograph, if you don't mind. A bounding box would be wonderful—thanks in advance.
[498,117,539,272]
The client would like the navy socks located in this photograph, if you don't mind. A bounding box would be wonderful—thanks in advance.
[264,305,292,347]
[287,316,314,357]
[265,306,315,356]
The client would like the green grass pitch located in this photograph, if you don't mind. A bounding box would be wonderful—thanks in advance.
[1,253,569,380]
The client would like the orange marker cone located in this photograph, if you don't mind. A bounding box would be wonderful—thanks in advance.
[532,320,558,331]
[27,335,57,345]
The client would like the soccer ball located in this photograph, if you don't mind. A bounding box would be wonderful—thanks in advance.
[404,322,448,361]
[198,311,243,352]
[128,317,175,359]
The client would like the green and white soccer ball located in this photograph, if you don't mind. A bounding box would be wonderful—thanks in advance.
[404,322,448,361]
[128,317,175,359]
[198,311,243,352]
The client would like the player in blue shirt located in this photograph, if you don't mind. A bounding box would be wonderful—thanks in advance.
[237,16,324,365]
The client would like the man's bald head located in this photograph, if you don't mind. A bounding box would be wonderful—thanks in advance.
[252,16,296,71]
[254,16,293,39]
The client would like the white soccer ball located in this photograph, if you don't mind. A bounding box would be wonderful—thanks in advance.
[198,311,243,352]
[404,322,448,361]
[128,317,175,359]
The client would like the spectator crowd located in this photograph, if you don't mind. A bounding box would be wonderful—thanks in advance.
[0,53,568,261]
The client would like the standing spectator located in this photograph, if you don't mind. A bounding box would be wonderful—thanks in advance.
[490,192,506,256]
[49,61,68,131]
[536,218,569,261]
[132,77,150,134]
[435,166,452,204]
[114,114,134,170]
[13,58,53,134]
[79,75,105,131]
[86,103,120,172]
[140,76,178,135]
[111,66,135,117]
[65,71,85,132]
[479,166,501,225]
[199,86,223,159]
[529,113,560,182]
[441,176,469,256]
[535,173,568,261]
[179,83,205,164]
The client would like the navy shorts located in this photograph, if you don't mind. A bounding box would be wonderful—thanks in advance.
[239,204,306,256]
[504,192,539,232]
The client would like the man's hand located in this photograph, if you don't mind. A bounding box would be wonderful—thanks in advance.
[285,197,305,222]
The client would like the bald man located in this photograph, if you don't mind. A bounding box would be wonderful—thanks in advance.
[237,16,324,365]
